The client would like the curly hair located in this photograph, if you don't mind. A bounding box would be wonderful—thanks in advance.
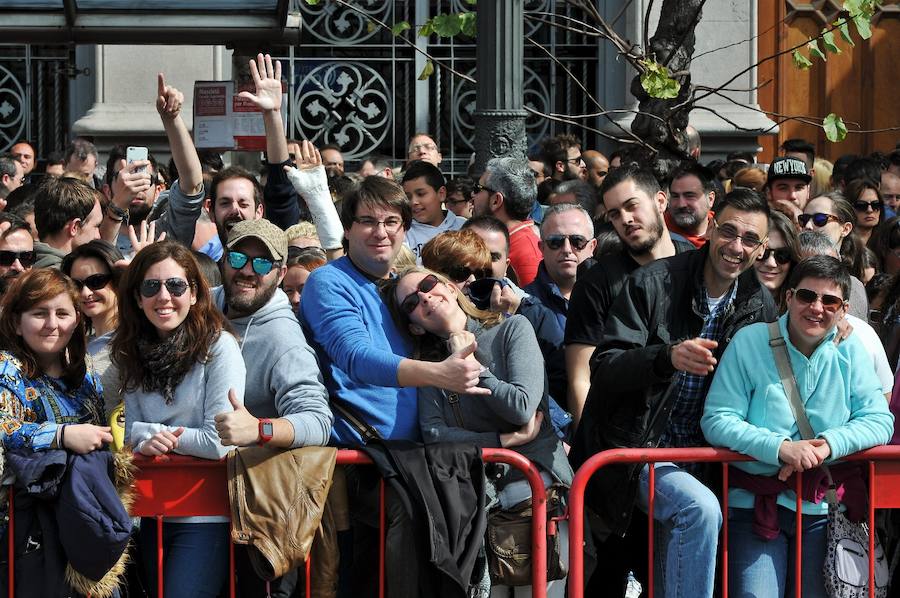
[111,240,232,393]
[0,269,87,387]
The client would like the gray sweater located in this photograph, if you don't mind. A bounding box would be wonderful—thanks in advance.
[213,287,333,447]
[418,315,573,487]
[125,332,245,461]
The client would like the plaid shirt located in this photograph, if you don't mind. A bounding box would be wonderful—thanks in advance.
[659,281,738,449]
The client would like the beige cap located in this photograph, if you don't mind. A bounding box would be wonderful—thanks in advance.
[226,218,288,261]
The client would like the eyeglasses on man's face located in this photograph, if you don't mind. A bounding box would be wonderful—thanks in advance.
[711,219,765,250]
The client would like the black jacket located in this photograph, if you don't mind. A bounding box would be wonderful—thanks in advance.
[570,245,776,539]
[360,441,487,598]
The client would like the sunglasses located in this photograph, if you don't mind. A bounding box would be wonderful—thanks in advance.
[543,234,590,251]
[472,183,496,195]
[400,274,440,315]
[798,213,840,228]
[227,251,279,276]
[758,247,793,265]
[791,287,845,312]
[140,277,190,298]
[0,250,35,268]
[853,200,883,212]
[444,265,491,283]
[466,277,509,310]
[73,273,112,292]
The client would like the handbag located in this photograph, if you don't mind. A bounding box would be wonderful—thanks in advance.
[485,485,568,586]
[768,322,889,598]
[445,393,568,587]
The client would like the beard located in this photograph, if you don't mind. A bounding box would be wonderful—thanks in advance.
[130,202,153,226]
[626,212,664,256]
[225,273,279,316]
[669,207,704,230]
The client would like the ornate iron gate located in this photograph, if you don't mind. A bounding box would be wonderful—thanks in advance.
[0,45,74,159]
[282,0,601,176]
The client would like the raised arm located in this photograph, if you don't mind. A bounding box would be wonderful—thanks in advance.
[158,73,202,196]
[239,53,289,165]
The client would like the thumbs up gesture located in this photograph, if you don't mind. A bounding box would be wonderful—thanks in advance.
[214,388,257,446]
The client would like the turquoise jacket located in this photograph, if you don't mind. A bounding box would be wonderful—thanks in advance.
[701,313,893,515]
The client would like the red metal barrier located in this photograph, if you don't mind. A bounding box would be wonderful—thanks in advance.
[127,447,549,598]
[568,445,900,598]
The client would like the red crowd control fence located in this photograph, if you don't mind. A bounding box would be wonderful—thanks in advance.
[567,445,900,598]
[42,447,548,598]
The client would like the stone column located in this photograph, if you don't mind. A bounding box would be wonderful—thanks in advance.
[472,0,528,175]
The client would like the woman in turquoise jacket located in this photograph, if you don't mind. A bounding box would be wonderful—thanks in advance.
[701,255,893,598]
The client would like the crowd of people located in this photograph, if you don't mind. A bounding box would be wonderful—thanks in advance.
[0,52,899,598]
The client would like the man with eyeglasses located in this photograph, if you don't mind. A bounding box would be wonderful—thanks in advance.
[212,218,332,597]
[571,188,777,598]
[300,175,488,598]
[407,132,443,166]
[0,215,34,295]
[540,133,587,183]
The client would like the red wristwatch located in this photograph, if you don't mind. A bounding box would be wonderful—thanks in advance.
[257,419,274,446]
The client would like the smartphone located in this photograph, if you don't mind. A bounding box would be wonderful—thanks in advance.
[126,146,149,173]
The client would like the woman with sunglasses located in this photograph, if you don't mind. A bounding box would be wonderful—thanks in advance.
[113,240,245,598]
[383,267,573,598]
[702,255,893,598]
[847,178,885,248]
[754,211,801,311]
[61,240,124,419]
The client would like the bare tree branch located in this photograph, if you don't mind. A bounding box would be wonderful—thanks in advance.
[524,106,651,149]
[332,0,476,84]
[692,20,780,60]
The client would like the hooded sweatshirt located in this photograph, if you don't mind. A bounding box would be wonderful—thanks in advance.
[213,286,332,447]
[404,210,465,261]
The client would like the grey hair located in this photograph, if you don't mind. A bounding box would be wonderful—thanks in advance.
[540,203,593,237]
[483,157,537,220]
[798,230,840,259]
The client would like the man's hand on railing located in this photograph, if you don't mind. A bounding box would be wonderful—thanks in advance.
[214,389,259,447]
[138,427,185,456]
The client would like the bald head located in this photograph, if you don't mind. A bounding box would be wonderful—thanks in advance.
[881,171,900,211]
[582,150,609,189]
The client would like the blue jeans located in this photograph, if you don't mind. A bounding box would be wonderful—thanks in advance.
[728,506,828,598]
[138,520,230,598]
[636,462,722,598]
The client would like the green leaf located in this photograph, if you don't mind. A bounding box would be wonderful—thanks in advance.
[366,20,376,33]
[835,19,855,46]
[465,0,477,4]
[419,19,435,37]
[418,59,435,80]
[304,0,320,5]
[639,59,681,99]
[821,29,841,54]
[852,13,872,39]
[807,38,826,61]
[823,113,848,142]
[792,49,813,70]
[432,13,462,37]
[391,21,411,36]
[459,12,477,37]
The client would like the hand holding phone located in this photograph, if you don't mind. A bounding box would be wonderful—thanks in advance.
[126,146,149,174]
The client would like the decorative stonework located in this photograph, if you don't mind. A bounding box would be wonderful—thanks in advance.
[472,110,529,174]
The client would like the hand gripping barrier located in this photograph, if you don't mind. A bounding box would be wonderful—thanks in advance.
[89,447,550,598]
[567,445,900,598]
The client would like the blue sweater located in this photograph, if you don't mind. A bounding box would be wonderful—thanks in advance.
[300,256,418,445]
[701,314,894,515]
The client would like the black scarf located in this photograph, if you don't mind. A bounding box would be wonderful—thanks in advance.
[137,326,196,404]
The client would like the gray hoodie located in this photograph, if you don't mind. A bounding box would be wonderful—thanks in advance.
[213,286,332,447]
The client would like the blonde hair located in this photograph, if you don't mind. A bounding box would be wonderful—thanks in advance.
[811,157,834,197]
[284,222,319,244]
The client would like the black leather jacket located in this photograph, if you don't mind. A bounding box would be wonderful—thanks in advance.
[570,245,777,539]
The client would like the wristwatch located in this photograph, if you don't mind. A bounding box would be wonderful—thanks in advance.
[106,203,129,225]
[257,418,274,446]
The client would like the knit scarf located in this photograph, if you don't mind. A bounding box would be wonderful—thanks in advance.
[137,326,195,404]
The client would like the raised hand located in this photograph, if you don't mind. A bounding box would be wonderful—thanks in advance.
[128,220,166,254]
[156,73,184,121]
[238,53,282,113]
